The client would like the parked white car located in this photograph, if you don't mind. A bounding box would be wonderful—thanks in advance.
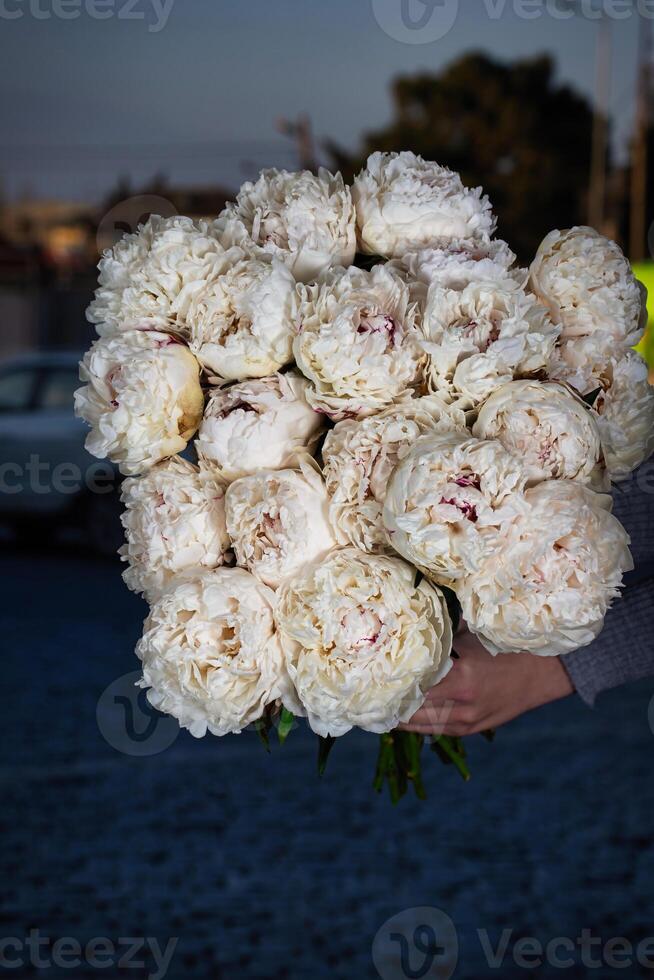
[0,351,123,555]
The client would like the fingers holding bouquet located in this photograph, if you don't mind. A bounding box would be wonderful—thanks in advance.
[399,625,574,738]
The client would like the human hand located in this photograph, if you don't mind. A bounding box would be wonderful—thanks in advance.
[399,624,574,736]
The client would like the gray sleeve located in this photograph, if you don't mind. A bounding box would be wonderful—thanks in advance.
[561,462,654,706]
[562,577,653,705]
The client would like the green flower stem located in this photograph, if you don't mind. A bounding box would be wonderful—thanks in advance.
[431,735,471,781]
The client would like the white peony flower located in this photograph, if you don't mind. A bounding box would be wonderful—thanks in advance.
[550,343,654,480]
[472,379,605,487]
[120,456,231,602]
[87,214,231,336]
[226,463,337,588]
[547,333,615,397]
[419,277,558,407]
[137,569,297,737]
[294,263,423,420]
[460,481,633,656]
[275,548,453,737]
[591,351,654,481]
[218,167,356,283]
[352,151,495,258]
[529,226,647,348]
[74,330,204,476]
[322,396,468,554]
[396,237,522,290]
[195,371,325,483]
[181,249,297,380]
[383,431,528,584]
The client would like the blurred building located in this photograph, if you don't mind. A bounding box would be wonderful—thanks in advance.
[0,180,234,361]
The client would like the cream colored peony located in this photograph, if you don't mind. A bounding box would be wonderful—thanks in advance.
[322,396,468,554]
[87,214,232,336]
[226,463,337,588]
[137,569,298,737]
[383,431,528,584]
[529,226,647,348]
[547,333,615,397]
[195,372,325,483]
[397,238,522,290]
[184,250,297,380]
[275,548,453,737]
[74,330,204,476]
[352,151,495,258]
[419,277,558,406]
[120,456,231,602]
[460,481,633,656]
[591,351,654,481]
[294,263,423,420]
[550,343,654,480]
[472,379,605,487]
[218,167,356,283]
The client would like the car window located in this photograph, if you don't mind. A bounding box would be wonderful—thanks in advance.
[0,368,38,411]
[39,368,81,411]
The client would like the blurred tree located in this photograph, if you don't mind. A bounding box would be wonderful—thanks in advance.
[328,52,594,262]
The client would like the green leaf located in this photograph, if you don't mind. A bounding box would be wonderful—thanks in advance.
[277,708,295,746]
[317,735,336,776]
[255,716,272,753]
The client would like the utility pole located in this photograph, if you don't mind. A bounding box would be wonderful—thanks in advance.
[276,114,317,173]
[588,16,611,232]
[630,18,652,262]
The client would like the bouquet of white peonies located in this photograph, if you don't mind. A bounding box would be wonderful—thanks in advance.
[75,152,652,801]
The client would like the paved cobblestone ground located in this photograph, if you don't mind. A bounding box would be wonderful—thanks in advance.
[1,544,653,979]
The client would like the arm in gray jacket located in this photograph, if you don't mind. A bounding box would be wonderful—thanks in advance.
[562,461,654,706]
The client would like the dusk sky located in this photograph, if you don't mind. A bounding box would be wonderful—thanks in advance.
[0,0,644,202]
